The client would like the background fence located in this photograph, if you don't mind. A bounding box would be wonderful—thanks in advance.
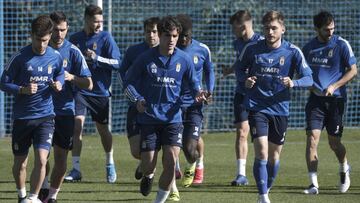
[1,0,359,136]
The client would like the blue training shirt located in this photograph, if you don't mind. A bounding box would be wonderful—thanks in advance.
[178,39,215,107]
[52,40,92,115]
[238,39,313,116]
[302,35,357,98]
[0,45,64,119]
[233,33,263,94]
[119,41,151,87]
[70,31,121,97]
[124,47,201,124]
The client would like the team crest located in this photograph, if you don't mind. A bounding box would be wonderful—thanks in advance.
[150,63,157,73]
[279,56,285,66]
[47,65,52,74]
[176,63,181,72]
[92,42,97,50]
[63,59,68,68]
[328,49,333,58]
[193,56,199,64]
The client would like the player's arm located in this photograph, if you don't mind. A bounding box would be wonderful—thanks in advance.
[326,41,357,95]
[88,33,121,71]
[50,56,64,92]
[185,59,205,102]
[66,47,93,90]
[284,48,313,88]
[124,57,145,107]
[118,48,132,89]
[0,55,36,95]
[203,49,215,103]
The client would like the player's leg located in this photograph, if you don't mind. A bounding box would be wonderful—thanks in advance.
[38,155,50,201]
[232,93,250,186]
[126,105,142,179]
[193,136,204,184]
[304,95,323,194]
[139,124,158,196]
[12,119,33,202]
[325,98,350,193]
[46,115,74,202]
[28,118,54,202]
[266,115,286,193]
[249,111,270,203]
[65,93,86,182]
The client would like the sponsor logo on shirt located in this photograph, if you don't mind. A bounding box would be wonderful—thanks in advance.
[312,57,328,64]
[157,77,175,84]
[30,76,49,82]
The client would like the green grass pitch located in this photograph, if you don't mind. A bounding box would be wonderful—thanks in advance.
[0,129,359,202]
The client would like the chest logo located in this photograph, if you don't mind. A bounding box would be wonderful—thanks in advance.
[193,56,199,64]
[47,65,52,74]
[279,56,285,66]
[63,59,68,68]
[93,42,97,50]
[176,63,181,72]
[328,49,333,58]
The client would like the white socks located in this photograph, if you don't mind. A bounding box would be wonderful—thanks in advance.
[72,156,81,171]
[237,159,246,176]
[309,172,319,188]
[339,161,349,173]
[106,150,114,165]
[154,188,170,203]
[17,187,26,198]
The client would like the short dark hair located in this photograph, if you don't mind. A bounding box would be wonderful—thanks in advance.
[230,10,252,24]
[143,17,160,30]
[31,15,53,37]
[313,11,334,29]
[85,4,102,18]
[262,10,284,26]
[50,11,67,24]
[158,15,182,35]
[176,14,192,33]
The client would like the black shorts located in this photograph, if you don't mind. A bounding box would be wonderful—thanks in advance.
[53,115,75,150]
[305,93,345,137]
[12,116,55,156]
[248,111,288,145]
[140,123,183,152]
[75,93,110,124]
[234,93,249,124]
[182,105,203,141]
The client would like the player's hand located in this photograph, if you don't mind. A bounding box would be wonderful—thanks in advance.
[20,82,38,95]
[204,91,213,105]
[85,49,96,60]
[222,66,234,77]
[50,79,62,92]
[64,71,75,82]
[195,90,207,103]
[136,99,146,113]
[281,77,294,88]
[245,76,257,88]
[325,84,335,96]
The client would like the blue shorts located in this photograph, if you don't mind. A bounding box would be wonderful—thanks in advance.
[126,105,140,138]
[305,93,345,137]
[75,93,110,124]
[12,116,55,156]
[53,115,75,150]
[140,123,183,152]
[234,93,249,124]
[248,111,288,145]
[182,105,203,140]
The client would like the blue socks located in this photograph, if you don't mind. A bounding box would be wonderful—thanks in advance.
[253,158,268,194]
[267,159,280,190]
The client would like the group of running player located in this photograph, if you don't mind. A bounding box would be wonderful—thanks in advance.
[0,3,356,203]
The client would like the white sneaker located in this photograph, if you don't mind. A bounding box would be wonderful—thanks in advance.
[339,165,351,193]
[257,194,271,203]
[21,198,42,203]
[303,184,319,195]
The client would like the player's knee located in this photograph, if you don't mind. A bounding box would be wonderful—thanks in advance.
[130,148,141,160]
[328,139,341,151]
[183,145,198,163]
